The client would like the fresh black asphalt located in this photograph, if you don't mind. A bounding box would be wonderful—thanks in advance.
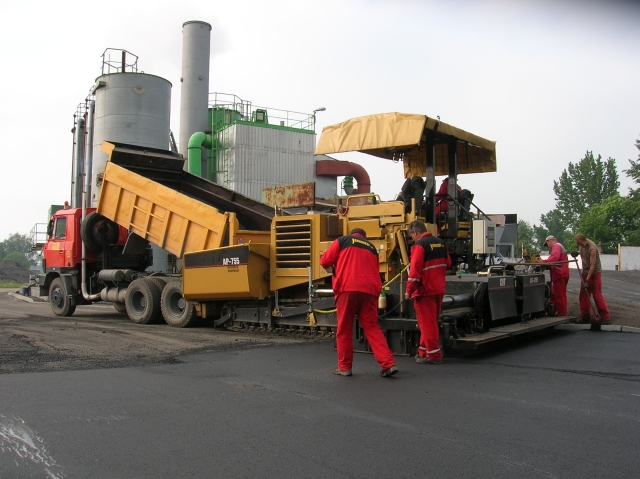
[1,328,639,478]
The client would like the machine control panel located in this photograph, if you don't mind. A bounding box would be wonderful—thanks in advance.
[472,219,497,254]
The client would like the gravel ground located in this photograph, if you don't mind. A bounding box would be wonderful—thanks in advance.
[566,290,639,327]
[566,269,640,327]
[0,290,325,375]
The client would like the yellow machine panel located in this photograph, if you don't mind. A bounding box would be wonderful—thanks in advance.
[268,200,416,291]
[270,214,333,291]
[183,244,270,301]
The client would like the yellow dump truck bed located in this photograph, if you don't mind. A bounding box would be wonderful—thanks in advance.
[96,141,275,257]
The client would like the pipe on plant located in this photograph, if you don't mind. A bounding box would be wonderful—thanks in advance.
[187,131,215,176]
[81,100,101,302]
[72,117,85,208]
[315,159,371,194]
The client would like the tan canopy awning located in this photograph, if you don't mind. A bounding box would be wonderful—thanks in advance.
[315,112,496,177]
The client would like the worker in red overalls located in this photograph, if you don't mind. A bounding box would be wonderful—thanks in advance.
[434,177,463,234]
[574,233,610,325]
[434,177,462,219]
[320,228,398,378]
[537,235,570,316]
[405,219,451,364]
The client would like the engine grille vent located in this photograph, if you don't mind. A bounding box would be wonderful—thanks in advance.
[275,220,311,269]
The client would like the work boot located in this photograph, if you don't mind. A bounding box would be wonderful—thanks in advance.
[380,365,398,377]
[332,367,352,376]
[576,317,591,324]
[599,319,612,326]
[416,356,442,365]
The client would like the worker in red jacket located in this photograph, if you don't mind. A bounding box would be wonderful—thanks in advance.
[536,235,570,316]
[320,228,398,378]
[405,220,451,364]
[434,177,462,219]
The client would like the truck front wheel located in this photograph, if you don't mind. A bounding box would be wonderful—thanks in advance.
[125,278,162,324]
[49,277,76,317]
[161,282,198,328]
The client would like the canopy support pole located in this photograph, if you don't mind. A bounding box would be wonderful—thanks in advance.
[424,132,436,224]
[446,138,458,240]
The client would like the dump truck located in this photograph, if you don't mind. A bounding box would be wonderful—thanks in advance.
[39,141,275,327]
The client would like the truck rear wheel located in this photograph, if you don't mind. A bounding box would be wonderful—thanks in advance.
[49,277,76,317]
[125,278,162,324]
[161,282,198,328]
[81,212,119,252]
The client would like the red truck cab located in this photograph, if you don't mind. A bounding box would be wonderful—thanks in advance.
[43,208,97,270]
[39,204,152,317]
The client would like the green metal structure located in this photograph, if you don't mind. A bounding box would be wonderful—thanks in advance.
[187,93,318,181]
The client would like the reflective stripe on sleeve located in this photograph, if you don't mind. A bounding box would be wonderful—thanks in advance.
[423,264,448,272]
[408,278,421,282]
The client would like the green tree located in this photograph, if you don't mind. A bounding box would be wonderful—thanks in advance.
[516,220,535,255]
[0,233,37,267]
[623,137,640,199]
[578,195,640,253]
[574,137,640,253]
[532,208,573,252]
[553,151,619,230]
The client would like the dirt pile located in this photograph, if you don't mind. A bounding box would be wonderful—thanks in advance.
[567,290,639,328]
[0,261,33,284]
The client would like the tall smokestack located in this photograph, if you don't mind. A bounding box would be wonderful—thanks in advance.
[179,21,212,161]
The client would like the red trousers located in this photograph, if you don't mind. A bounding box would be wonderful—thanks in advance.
[550,276,569,316]
[579,273,610,322]
[414,294,444,360]
[335,292,395,371]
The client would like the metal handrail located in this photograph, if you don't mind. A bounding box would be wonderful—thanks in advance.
[442,194,490,222]
[208,92,315,131]
[101,48,139,75]
[30,223,48,252]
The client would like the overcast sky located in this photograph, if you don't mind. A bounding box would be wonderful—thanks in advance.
[0,0,638,241]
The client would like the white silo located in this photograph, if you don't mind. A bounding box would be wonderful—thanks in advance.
[90,49,172,271]
[91,57,172,204]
